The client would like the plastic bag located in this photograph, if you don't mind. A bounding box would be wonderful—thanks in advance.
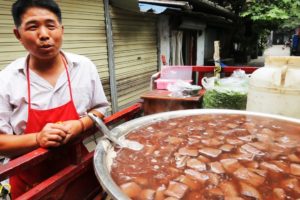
[167,80,202,97]
[202,69,249,110]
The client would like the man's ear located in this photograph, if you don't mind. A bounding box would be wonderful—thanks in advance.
[61,25,64,39]
[13,28,21,41]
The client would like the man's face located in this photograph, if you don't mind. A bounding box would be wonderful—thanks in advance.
[14,7,64,60]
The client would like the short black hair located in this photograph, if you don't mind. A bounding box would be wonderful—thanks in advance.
[12,0,62,27]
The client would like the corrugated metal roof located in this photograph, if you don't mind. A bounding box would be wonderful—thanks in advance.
[110,0,236,28]
[110,0,236,20]
[189,0,235,20]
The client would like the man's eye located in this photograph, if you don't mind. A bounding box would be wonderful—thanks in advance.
[27,26,37,30]
[47,24,57,30]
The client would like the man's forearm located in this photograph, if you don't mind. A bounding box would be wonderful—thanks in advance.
[0,134,38,158]
[80,110,104,132]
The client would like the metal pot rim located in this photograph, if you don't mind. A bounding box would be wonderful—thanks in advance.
[93,109,300,200]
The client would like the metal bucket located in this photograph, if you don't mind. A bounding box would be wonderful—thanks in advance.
[93,109,300,200]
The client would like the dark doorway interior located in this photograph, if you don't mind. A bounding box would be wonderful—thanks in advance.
[182,30,198,65]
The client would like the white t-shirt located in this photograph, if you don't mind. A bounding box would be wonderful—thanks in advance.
[0,51,109,135]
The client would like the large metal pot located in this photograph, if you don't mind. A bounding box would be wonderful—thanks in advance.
[93,109,300,200]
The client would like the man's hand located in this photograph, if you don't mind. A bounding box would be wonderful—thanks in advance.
[59,120,83,144]
[36,123,68,148]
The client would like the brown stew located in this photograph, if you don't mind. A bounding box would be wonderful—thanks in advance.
[111,114,300,200]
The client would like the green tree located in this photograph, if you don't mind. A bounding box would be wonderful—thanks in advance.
[209,0,300,30]
[208,0,300,60]
[240,0,300,30]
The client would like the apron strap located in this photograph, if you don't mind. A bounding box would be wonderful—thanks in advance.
[26,56,31,112]
[61,55,74,102]
[26,54,74,110]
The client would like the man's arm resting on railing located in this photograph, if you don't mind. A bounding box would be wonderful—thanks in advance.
[0,134,37,158]
[0,110,103,158]
[0,103,142,182]
[0,122,72,158]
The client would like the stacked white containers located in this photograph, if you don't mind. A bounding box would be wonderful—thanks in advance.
[247,56,300,118]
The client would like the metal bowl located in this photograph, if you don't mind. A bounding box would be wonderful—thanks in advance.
[93,109,300,200]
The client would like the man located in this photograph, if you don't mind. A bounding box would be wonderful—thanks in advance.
[0,0,109,198]
[291,34,300,56]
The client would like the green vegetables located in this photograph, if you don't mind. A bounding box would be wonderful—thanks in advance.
[202,70,250,110]
[203,89,247,110]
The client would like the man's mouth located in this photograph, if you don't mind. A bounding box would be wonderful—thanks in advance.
[40,44,52,49]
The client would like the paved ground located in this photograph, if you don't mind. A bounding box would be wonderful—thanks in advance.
[264,44,290,56]
[248,45,290,67]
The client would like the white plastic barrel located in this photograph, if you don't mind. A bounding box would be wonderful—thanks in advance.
[246,56,300,118]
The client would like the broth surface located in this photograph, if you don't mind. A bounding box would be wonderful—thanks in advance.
[111,114,300,200]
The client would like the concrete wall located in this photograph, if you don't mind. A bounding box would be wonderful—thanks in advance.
[158,16,234,67]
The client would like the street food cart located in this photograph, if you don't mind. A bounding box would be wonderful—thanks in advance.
[0,66,258,199]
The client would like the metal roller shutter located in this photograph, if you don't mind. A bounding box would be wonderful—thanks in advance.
[0,0,111,105]
[0,1,27,69]
[58,0,110,104]
[110,7,158,109]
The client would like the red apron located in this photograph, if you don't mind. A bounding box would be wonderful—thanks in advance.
[10,55,87,199]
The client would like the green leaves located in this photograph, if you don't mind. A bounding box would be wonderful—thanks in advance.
[203,89,247,110]
[239,0,300,29]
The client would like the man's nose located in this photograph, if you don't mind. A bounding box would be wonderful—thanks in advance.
[39,26,50,41]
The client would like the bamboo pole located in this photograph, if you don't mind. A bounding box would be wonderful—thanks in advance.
[213,41,221,79]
